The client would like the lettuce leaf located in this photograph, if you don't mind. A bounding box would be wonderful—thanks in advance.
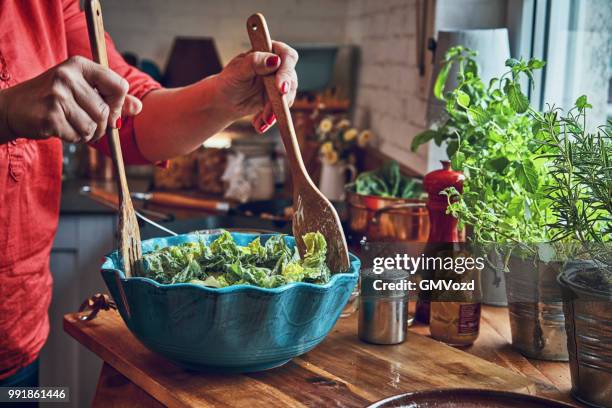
[142,231,333,288]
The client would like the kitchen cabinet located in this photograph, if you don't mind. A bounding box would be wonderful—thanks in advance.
[40,214,116,408]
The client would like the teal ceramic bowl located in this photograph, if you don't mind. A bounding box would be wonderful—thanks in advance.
[101,232,360,373]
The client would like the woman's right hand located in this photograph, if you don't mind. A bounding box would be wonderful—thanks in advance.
[0,55,142,144]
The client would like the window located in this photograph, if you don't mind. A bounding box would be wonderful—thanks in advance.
[520,0,612,124]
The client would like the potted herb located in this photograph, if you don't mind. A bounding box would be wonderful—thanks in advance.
[345,160,428,243]
[533,98,611,407]
[413,46,569,360]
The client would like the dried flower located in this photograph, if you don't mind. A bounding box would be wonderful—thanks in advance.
[343,128,358,142]
[358,130,373,147]
[320,141,333,154]
[337,119,351,129]
[323,149,339,165]
[319,118,333,133]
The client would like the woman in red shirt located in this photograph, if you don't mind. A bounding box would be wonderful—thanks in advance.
[0,0,298,387]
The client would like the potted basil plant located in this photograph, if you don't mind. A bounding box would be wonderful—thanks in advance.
[533,97,611,408]
[413,46,569,361]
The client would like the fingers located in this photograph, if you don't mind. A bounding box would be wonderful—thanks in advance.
[36,79,86,143]
[252,101,276,133]
[62,98,97,143]
[271,41,298,105]
[122,95,143,117]
[70,76,110,142]
[39,104,83,144]
[53,56,138,143]
[242,51,281,79]
[243,42,299,104]
[77,56,129,129]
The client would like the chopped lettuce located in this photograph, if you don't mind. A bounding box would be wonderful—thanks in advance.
[141,231,333,288]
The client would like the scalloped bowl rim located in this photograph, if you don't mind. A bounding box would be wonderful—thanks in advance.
[101,232,360,295]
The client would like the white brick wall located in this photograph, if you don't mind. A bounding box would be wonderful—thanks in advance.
[101,0,507,175]
[101,0,431,173]
[345,0,429,174]
[102,0,349,66]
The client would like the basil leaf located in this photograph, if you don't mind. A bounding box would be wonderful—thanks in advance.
[486,157,510,173]
[434,61,452,100]
[456,90,470,108]
[411,129,438,152]
[505,82,530,113]
[516,160,539,193]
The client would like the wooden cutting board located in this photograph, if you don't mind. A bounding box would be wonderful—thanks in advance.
[64,311,535,407]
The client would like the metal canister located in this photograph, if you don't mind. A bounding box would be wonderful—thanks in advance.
[559,261,612,408]
[506,257,568,361]
[358,270,410,344]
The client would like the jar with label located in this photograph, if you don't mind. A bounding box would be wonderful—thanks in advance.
[429,247,482,346]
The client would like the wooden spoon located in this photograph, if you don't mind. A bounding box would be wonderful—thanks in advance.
[84,0,142,278]
[246,13,350,272]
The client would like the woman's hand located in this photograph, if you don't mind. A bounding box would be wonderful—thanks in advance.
[215,41,298,133]
[0,56,141,144]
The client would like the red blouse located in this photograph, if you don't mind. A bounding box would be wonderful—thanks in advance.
[0,0,161,379]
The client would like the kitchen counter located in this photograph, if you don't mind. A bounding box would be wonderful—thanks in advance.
[57,182,578,407]
[60,177,152,215]
[60,178,114,215]
[64,306,578,407]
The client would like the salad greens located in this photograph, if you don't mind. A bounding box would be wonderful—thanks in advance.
[142,231,332,288]
[354,160,424,199]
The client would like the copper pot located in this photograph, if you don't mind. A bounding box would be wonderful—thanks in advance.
[345,187,429,243]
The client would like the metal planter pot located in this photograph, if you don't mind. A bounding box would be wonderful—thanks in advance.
[481,250,508,306]
[505,256,568,361]
[558,261,612,408]
[482,268,508,306]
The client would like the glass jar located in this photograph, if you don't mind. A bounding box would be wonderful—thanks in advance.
[429,247,482,346]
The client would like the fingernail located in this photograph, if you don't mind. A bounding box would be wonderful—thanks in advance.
[258,122,269,133]
[266,55,280,67]
[266,112,276,125]
[115,117,122,130]
[281,81,289,94]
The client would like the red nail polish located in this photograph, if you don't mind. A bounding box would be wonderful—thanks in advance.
[281,81,289,94]
[115,117,122,130]
[266,55,280,67]
[259,123,268,133]
[266,112,276,125]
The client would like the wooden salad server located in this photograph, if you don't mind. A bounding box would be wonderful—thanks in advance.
[246,13,350,272]
[84,0,142,278]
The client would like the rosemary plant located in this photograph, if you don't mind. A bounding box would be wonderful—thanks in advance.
[532,97,612,276]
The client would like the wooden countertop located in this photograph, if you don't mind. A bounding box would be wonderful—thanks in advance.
[64,305,579,407]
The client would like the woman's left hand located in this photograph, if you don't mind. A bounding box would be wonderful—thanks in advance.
[215,41,298,133]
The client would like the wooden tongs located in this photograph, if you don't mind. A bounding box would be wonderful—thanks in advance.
[246,14,350,272]
[84,0,142,278]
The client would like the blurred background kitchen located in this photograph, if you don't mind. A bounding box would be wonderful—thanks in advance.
[50,0,611,406]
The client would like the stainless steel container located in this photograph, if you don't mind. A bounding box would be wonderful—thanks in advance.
[559,261,612,408]
[506,257,568,361]
[358,270,409,344]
